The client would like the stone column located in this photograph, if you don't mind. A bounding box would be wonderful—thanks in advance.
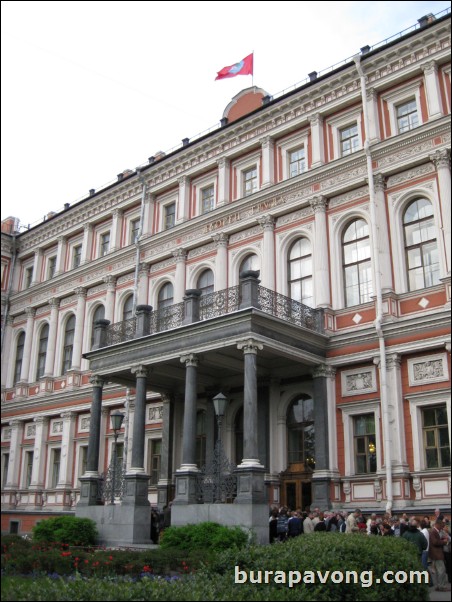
[421,61,444,121]
[183,290,202,325]
[157,393,175,507]
[1,316,13,387]
[235,339,265,503]
[365,88,381,143]
[177,176,190,223]
[310,196,331,307]
[260,136,275,189]
[55,236,67,276]
[137,263,150,306]
[309,113,325,168]
[212,232,228,290]
[70,287,87,370]
[5,419,24,490]
[19,308,36,382]
[31,249,43,286]
[373,174,393,293]
[129,365,149,472]
[385,354,408,474]
[239,270,261,309]
[173,248,187,303]
[311,364,332,509]
[430,149,451,275]
[173,354,199,504]
[258,215,275,290]
[103,275,117,323]
[28,416,49,508]
[44,298,60,377]
[57,411,77,489]
[142,194,154,238]
[110,208,124,251]
[81,223,93,265]
[216,157,230,206]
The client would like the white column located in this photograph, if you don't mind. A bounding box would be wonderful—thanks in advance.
[310,196,331,307]
[212,232,228,290]
[81,223,93,265]
[19,308,36,382]
[384,354,408,473]
[5,420,24,488]
[137,263,150,305]
[177,176,190,223]
[31,249,43,286]
[260,136,275,189]
[173,248,187,302]
[71,287,87,370]
[103,275,117,323]
[430,149,451,275]
[29,416,49,489]
[373,174,393,292]
[57,411,77,488]
[1,316,14,387]
[55,236,67,276]
[216,157,230,206]
[309,113,325,168]
[421,61,444,121]
[44,298,60,377]
[110,208,123,251]
[366,88,381,143]
[258,215,275,290]
[142,194,154,238]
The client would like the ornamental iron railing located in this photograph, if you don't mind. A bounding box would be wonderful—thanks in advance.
[199,286,240,320]
[258,286,323,332]
[195,441,237,503]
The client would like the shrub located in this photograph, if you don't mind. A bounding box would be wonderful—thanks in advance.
[32,516,98,546]
[160,521,248,552]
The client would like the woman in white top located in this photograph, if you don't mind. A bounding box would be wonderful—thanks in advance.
[420,519,430,570]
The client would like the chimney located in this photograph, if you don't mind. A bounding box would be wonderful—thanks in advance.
[360,45,370,55]
[220,117,228,127]
[182,138,190,147]
[308,71,318,82]
[89,189,95,196]
[148,156,155,165]
[64,203,70,210]
[262,95,272,105]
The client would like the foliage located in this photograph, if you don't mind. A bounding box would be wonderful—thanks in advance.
[32,516,98,546]
[160,521,249,552]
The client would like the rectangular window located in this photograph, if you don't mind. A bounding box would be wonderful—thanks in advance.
[164,203,176,230]
[243,167,257,197]
[353,414,377,473]
[9,521,19,534]
[201,186,215,214]
[25,266,33,289]
[130,218,141,244]
[72,245,82,269]
[422,405,450,468]
[25,451,34,488]
[340,124,359,156]
[100,232,110,257]
[396,100,419,133]
[78,446,88,477]
[289,148,306,177]
[2,453,9,488]
[148,439,162,485]
[47,256,57,279]
[51,449,61,488]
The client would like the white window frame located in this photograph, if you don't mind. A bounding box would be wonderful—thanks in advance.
[407,390,451,472]
[193,173,217,216]
[67,237,83,270]
[278,132,309,179]
[22,262,34,290]
[382,81,423,137]
[339,399,381,476]
[21,448,34,488]
[46,445,62,489]
[233,152,261,200]
[74,443,89,480]
[46,255,57,280]
[328,109,363,159]
[157,191,178,231]
[98,230,111,258]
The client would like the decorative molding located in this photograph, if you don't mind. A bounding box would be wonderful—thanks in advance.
[147,404,163,423]
[50,420,63,435]
[187,243,216,259]
[180,353,199,367]
[341,366,377,397]
[407,353,449,387]
[116,272,134,285]
[386,163,436,187]
[24,423,36,439]
[150,257,176,273]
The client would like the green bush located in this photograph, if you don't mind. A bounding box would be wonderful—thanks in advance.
[160,521,249,552]
[1,534,32,554]
[32,516,98,546]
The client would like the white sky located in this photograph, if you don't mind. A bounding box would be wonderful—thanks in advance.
[1,0,449,229]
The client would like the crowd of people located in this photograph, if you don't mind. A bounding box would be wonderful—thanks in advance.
[269,506,451,592]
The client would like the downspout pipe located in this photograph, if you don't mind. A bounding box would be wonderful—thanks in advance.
[354,54,393,514]
[132,167,148,315]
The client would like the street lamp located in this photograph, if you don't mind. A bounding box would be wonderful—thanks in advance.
[110,410,124,504]
[212,392,228,503]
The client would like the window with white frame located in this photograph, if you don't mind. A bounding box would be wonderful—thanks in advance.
[14,332,25,385]
[36,324,49,380]
[2,453,9,488]
[78,445,88,478]
[24,266,33,290]
[50,448,61,488]
[287,396,315,467]
[403,198,440,291]
[328,110,363,160]
[122,294,134,321]
[340,401,381,476]
[339,124,360,156]
[382,82,423,137]
[289,148,306,177]
[24,450,34,488]
[90,305,105,348]
[353,414,377,474]
[164,203,176,230]
[130,218,141,244]
[99,231,110,257]
[197,269,214,296]
[288,238,313,307]
[396,99,419,133]
[243,166,258,197]
[62,315,75,374]
[72,244,82,269]
[47,256,57,280]
[422,405,450,469]
[148,439,161,485]
[342,219,373,306]
[201,186,215,214]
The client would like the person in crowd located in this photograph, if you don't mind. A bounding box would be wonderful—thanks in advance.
[303,511,315,534]
[391,516,402,536]
[326,512,339,532]
[440,521,451,583]
[420,519,430,571]
[429,519,451,592]
[276,507,289,542]
[269,507,279,543]
[287,511,303,538]
[366,513,377,535]
[381,522,394,536]
[150,507,160,544]
[402,518,428,561]
[314,512,327,532]
[346,509,361,533]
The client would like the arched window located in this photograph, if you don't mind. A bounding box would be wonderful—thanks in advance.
[234,407,244,465]
[288,238,313,307]
[13,332,25,385]
[157,283,174,309]
[342,219,373,306]
[62,315,76,374]
[90,305,105,348]
[36,324,49,380]
[197,269,214,296]
[196,410,207,468]
[287,396,315,468]
[403,199,440,291]
[239,254,259,277]
[122,294,134,321]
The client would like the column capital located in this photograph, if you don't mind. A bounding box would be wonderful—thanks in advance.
[6,315,14,326]
[309,195,328,213]
[373,173,386,192]
[160,391,173,404]
[33,416,50,425]
[173,248,187,262]
[177,175,189,186]
[312,364,335,379]
[61,411,77,421]
[84,223,93,232]
[74,286,87,298]
[237,338,263,355]
[131,364,149,378]
[139,262,150,275]
[35,248,44,257]
[386,353,402,369]
[101,407,110,417]
[112,208,124,218]
[103,274,117,290]
[259,135,274,149]
[9,419,23,428]
[212,232,229,248]
[49,297,60,309]
[308,112,323,126]
[445,341,451,354]
[57,235,67,244]
[366,87,378,101]
[216,156,230,168]
[257,214,275,231]
[89,375,105,388]
[429,148,450,170]
[25,307,36,319]
[420,60,438,75]
[180,353,199,367]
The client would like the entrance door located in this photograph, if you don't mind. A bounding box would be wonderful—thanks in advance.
[283,479,312,511]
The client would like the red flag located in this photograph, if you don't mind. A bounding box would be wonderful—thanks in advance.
[215,53,253,80]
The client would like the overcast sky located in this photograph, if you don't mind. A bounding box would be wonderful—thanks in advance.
[1,1,449,229]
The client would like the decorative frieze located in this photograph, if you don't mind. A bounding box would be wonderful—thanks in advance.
[1,427,12,441]
[229,226,261,243]
[341,366,377,397]
[386,164,435,187]
[187,243,216,259]
[78,415,91,432]
[408,353,449,387]
[329,186,369,208]
[150,257,176,273]
[147,404,163,423]
[24,423,36,439]
[50,419,64,435]
[276,207,313,227]
[116,272,135,285]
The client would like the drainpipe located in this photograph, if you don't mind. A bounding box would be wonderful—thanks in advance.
[354,54,393,514]
[132,167,148,315]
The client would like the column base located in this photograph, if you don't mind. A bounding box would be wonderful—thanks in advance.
[77,475,103,506]
[311,473,332,510]
[234,464,266,504]
[173,470,199,505]
[157,479,174,507]
[121,473,150,507]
